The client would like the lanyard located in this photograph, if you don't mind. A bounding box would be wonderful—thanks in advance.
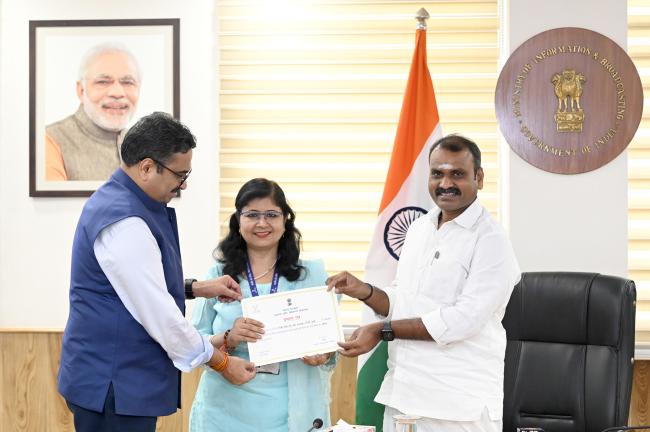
[245,260,280,297]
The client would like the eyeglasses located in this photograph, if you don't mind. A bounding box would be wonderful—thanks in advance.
[240,210,283,221]
[151,158,192,187]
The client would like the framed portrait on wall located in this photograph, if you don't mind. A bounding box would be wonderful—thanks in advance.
[29,19,180,197]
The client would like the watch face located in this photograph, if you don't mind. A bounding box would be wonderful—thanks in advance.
[382,322,395,341]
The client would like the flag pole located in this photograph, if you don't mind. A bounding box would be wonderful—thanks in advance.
[415,8,429,30]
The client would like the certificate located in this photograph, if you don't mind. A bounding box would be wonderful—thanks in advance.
[241,285,343,366]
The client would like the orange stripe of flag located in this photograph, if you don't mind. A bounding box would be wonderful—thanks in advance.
[378,29,439,214]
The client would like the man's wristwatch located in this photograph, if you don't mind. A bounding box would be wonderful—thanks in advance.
[380,321,395,342]
[185,278,197,299]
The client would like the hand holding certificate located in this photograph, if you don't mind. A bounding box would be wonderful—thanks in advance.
[241,285,343,366]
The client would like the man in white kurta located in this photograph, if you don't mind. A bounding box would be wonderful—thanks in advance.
[327,135,520,432]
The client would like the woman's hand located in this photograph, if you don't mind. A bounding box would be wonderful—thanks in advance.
[227,317,265,348]
[301,352,334,366]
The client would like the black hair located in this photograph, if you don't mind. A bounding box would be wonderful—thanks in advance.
[428,134,482,174]
[121,112,196,166]
[215,178,304,282]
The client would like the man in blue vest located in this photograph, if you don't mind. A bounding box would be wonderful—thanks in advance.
[58,112,257,431]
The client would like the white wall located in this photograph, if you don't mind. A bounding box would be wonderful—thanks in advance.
[505,0,628,277]
[0,0,220,328]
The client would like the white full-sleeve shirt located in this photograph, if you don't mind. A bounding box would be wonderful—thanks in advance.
[93,216,213,372]
[375,199,521,422]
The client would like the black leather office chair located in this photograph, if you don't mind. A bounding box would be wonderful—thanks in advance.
[502,272,636,432]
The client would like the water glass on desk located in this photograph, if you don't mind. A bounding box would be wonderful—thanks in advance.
[393,414,420,432]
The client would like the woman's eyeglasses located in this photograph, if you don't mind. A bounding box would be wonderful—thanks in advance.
[240,210,283,221]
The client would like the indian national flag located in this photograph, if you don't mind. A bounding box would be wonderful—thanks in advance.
[356,26,441,430]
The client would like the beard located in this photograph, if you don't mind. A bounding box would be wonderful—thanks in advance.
[82,95,136,132]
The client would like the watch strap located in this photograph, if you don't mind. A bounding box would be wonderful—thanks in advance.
[185,278,197,299]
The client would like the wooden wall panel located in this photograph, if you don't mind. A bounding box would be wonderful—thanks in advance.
[0,332,73,432]
[330,355,358,424]
[631,360,650,425]
[0,331,357,432]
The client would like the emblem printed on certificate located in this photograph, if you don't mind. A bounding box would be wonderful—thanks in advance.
[241,285,344,366]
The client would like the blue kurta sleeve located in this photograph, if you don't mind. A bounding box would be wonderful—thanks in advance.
[299,259,328,287]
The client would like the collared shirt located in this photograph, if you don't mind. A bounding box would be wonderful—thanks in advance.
[94,217,213,372]
[375,199,521,422]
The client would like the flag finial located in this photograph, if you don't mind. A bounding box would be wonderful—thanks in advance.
[415,8,430,30]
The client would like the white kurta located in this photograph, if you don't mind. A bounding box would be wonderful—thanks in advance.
[375,199,521,422]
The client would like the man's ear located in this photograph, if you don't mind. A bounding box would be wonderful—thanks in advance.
[76,81,84,101]
[139,158,156,180]
[476,167,484,189]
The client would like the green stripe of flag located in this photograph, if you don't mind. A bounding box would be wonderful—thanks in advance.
[355,340,389,431]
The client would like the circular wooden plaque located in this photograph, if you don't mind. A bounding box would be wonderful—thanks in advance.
[495,27,643,174]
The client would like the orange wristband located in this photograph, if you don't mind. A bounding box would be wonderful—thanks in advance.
[212,351,229,373]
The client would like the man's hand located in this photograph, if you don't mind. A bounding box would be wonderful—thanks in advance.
[338,322,382,357]
[301,352,334,366]
[210,353,256,385]
[193,275,242,302]
[221,356,257,384]
[228,317,265,348]
[326,271,371,300]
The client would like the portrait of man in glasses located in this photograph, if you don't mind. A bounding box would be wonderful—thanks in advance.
[45,43,141,181]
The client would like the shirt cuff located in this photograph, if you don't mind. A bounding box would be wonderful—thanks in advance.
[421,307,448,345]
[174,335,214,372]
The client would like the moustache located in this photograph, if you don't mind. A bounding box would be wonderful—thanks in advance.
[101,101,131,109]
[435,187,461,196]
